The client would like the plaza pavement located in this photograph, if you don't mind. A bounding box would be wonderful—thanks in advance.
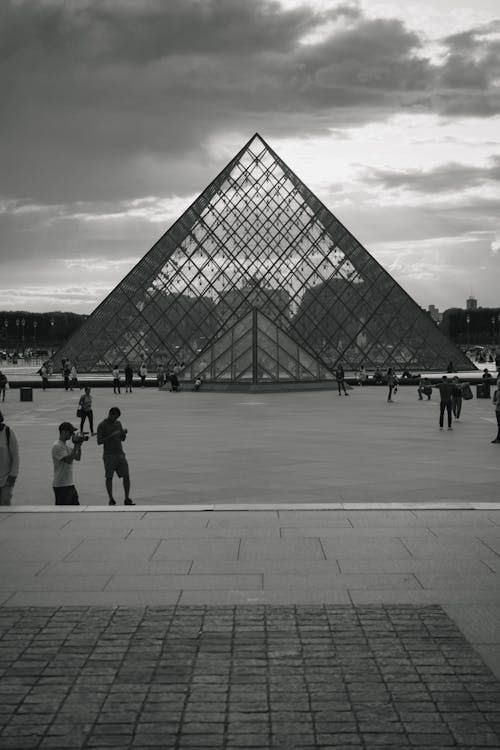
[1,386,500,747]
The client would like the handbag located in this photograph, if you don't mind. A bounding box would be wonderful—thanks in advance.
[462,384,473,400]
[76,408,83,418]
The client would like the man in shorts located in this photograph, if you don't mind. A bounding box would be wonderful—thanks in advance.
[51,422,83,505]
[97,407,135,506]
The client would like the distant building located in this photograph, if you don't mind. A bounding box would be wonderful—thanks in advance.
[466,296,477,311]
[427,305,443,324]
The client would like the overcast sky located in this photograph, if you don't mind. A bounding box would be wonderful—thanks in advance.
[1,0,499,314]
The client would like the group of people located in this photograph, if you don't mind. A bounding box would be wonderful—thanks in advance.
[51,405,134,506]
[335,363,500,435]
[112,362,184,393]
[0,398,134,507]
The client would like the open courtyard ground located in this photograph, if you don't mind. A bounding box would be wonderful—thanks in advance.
[1,383,498,506]
[1,386,500,747]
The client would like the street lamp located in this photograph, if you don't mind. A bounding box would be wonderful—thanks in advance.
[33,320,38,347]
[466,314,471,349]
[15,318,19,349]
[491,315,496,346]
[50,317,55,356]
[3,320,8,354]
[21,318,25,348]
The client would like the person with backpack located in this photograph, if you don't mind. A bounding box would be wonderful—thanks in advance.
[0,410,19,505]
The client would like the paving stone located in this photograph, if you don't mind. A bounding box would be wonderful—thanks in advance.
[0,604,499,748]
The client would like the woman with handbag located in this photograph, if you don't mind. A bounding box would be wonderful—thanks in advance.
[77,387,95,435]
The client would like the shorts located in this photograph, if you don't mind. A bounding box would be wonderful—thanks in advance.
[53,485,79,505]
[104,454,129,480]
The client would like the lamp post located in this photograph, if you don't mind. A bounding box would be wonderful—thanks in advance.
[15,318,19,351]
[466,314,470,349]
[491,315,496,347]
[33,320,38,347]
[3,320,8,355]
[50,317,55,356]
[21,318,25,349]
[497,313,500,348]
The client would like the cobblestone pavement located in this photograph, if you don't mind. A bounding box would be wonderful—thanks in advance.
[0,606,500,749]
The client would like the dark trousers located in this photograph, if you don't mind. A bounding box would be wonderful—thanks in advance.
[337,380,347,394]
[80,410,94,433]
[113,378,121,393]
[439,401,452,428]
[452,395,462,419]
[495,412,500,439]
[53,485,79,505]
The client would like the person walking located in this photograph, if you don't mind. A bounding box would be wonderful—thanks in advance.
[0,410,19,506]
[78,386,95,435]
[335,364,348,396]
[435,375,454,431]
[112,365,121,394]
[51,421,83,505]
[0,371,7,402]
[386,368,398,402]
[124,364,134,393]
[139,362,147,387]
[451,376,463,420]
[97,407,135,506]
[492,377,500,443]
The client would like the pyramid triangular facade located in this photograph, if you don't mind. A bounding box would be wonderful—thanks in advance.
[55,134,473,379]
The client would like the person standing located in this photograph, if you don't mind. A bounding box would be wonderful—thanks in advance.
[97,407,135,506]
[78,386,95,435]
[0,371,7,402]
[157,364,165,389]
[0,410,19,506]
[124,364,134,393]
[335,364,348,396]
[435,375,454,431]
[63,360,72,391]
[70,363,78,391]
[386,368,398,402]
[112,365,121,394]
[492,377,500,443]
[139,362,148,386]
[39,361,49,390]
[51,422,83,505]
[451,376,463,420]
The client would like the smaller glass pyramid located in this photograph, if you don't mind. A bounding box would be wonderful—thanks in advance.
[55,134,474,379]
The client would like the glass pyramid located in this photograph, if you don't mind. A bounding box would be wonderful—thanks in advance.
[55,134,473,379]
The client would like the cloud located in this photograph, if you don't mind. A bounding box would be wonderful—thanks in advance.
[2,0,499,206]
[364,156,500,193]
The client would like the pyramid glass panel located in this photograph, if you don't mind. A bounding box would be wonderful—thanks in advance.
[55,134,474,380]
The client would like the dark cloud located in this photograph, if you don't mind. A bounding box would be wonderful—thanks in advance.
[0,0,499,207]
[365,157,500,194]
[434,20,500,115]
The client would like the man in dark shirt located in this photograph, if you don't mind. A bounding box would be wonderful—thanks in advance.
[435,376,454,431]
[96,407,135,506]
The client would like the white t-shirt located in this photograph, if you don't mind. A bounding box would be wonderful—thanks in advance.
[52,440,73,487]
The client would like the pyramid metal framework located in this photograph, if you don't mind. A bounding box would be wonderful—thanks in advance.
[56,134,473,380]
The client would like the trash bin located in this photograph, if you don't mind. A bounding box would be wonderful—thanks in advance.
[20,386,33,402]
[476,382,491,399]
